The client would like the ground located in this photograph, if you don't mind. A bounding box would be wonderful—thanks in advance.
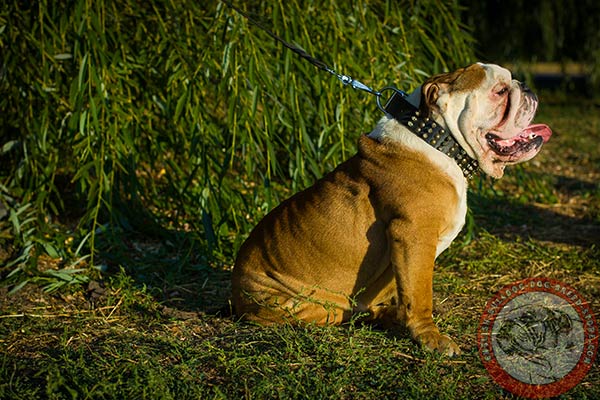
[1,93,599,399]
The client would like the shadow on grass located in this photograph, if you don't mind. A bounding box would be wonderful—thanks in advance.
[93,213,233,316]
[470,174,599,247]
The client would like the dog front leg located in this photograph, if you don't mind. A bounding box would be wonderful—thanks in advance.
[387,219,461,357]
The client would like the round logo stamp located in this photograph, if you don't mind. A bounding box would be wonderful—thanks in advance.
[478,277,598,399]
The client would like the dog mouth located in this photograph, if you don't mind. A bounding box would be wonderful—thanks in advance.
[485,124,552,158]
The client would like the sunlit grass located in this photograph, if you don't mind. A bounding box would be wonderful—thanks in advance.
[1,1,598,398]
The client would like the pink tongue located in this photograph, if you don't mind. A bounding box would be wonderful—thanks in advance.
[522,124,552,143]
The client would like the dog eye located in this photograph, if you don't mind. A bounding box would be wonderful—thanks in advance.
[496,87,509,96]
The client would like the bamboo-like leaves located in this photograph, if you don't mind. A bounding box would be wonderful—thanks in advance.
[0,0,475,280]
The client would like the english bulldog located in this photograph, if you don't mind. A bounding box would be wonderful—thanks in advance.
[231,63,552,356]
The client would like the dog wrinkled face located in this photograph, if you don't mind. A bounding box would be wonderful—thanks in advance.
[421,63,552,178]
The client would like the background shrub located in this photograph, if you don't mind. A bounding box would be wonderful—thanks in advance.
[0,0,474,281]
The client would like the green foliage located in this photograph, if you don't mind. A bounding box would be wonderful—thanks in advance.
[0,0,475,281]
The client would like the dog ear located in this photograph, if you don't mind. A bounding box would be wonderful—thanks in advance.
[420,82,440,116]
[419,64,486,116]
[420,69,463,116]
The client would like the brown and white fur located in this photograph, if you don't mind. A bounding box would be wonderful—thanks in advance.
[231,63,551,356]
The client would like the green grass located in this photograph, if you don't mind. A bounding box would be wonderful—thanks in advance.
[1,94,599,399]
[1,0,599,398]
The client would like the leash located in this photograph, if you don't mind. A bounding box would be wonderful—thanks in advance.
[220,1,480,178]
[220,0,406,114]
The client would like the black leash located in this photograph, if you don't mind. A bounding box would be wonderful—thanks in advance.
[219,1,480,179]
[219,0,406,113]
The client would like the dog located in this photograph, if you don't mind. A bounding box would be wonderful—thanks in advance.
[231,63,552,356]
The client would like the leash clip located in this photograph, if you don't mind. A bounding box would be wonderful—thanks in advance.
[338,74,379,96]
[328,68,379,96]
[330,69,409,116]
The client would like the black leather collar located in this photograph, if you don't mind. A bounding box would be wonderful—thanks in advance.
[384,91,479,179]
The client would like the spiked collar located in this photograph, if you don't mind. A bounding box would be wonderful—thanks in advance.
[384,91,479,179]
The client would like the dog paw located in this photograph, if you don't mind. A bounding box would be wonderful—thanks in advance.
[415,331,461,357]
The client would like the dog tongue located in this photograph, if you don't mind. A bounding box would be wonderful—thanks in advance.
[522,124,552,143]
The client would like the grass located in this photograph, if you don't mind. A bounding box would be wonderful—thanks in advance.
[1,0,599,398]
[1,93,599,399]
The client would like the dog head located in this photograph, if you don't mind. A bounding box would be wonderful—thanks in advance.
[421,63,552,178]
